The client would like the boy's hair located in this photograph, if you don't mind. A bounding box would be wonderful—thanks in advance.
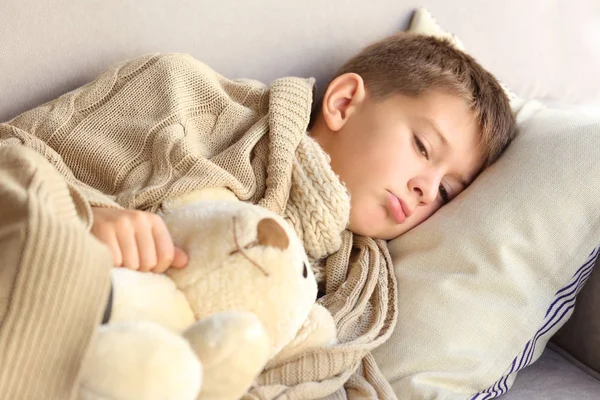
[313,33,517,168]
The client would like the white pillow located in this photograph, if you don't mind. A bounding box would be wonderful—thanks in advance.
[372,9,600,399]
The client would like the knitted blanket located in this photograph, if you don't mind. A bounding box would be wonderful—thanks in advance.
[0,54,398,399]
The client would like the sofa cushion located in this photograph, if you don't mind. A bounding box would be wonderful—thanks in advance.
[553,255,600,376]
[372,9,600,399]
[500,347,600,400]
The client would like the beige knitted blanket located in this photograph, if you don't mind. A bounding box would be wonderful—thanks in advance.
[0,54,397,399]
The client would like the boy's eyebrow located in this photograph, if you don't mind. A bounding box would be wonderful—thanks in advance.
[423,117,470,188]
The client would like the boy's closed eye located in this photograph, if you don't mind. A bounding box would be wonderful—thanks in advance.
[412,134,450,204]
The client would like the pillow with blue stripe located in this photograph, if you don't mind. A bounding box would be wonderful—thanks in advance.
[372,9,600,399]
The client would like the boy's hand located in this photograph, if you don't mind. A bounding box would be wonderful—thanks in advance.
[90,207,188,273]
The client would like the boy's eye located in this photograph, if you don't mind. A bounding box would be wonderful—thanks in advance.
[413,135,429,160]
[439,184,450,204]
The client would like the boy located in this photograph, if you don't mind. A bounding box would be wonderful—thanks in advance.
[89,34,515,273]
[0,33,515,399]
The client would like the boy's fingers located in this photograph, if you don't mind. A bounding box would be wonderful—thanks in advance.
[135,224,158,272]
[151,217,176,273]
[97,231,122,267]
[106,235,123,268]
[171,247,189,269]
[90,219,123,267]
[116,224,140,270]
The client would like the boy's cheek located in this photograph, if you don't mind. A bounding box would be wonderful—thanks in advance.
[348,198,383,234]
[412,205,439,227]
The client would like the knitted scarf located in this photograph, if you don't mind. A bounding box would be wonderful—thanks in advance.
[285,135,350,283]
[252,132,398,400]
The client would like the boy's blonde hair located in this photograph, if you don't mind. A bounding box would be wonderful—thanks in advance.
[315,33,517,168]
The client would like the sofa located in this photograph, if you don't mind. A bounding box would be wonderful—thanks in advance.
[1,1,598,398]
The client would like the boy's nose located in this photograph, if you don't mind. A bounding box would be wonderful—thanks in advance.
[410,176,440,205]
[415,186,437,205]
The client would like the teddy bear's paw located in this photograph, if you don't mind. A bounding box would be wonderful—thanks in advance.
[79,321,202,400]
[266,303,337,368]
[183,311,269,400]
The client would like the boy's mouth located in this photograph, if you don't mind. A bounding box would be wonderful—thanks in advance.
[387,191,410,224]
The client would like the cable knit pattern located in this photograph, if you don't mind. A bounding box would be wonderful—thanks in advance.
[284,135,350,282]
[0,53,397,400]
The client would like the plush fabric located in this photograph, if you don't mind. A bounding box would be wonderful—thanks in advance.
[372,9,600,399]
[0,53,397,399]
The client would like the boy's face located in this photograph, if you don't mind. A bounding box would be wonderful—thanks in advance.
[312,74,483,240]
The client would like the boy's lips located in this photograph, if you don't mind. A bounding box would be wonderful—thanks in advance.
[387,191,412,224]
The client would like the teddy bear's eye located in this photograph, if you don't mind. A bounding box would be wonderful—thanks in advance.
[302,262,309,278]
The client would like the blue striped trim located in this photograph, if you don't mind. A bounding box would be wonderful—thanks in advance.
[470,246,600,400]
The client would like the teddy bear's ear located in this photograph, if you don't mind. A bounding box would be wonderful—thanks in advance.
[257,218,289,250]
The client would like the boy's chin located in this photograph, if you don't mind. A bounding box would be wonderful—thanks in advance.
[347,216,403,240]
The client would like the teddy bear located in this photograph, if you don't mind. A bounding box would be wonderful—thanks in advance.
[77,188,337,400]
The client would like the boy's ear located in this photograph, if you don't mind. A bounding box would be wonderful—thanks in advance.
[321,73,366,132]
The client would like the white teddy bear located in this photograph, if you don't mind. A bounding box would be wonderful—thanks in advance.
[78,188,337,400]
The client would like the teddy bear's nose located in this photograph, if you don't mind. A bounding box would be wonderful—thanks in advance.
[256,218,289,250]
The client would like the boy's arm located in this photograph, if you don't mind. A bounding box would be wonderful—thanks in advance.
[0,146,112,400]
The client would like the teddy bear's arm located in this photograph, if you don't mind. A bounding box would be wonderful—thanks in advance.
[266,303,337,369]
[109,268,195,333]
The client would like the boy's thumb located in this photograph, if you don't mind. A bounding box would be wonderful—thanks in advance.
[171,247,189,268]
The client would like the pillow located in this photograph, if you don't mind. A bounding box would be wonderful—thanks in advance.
[372,9,600,399]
